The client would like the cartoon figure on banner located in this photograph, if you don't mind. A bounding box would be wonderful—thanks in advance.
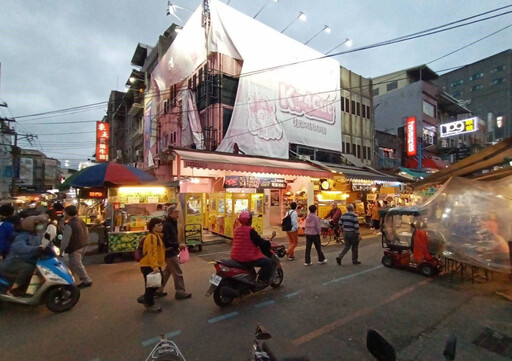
[248,94,283,141]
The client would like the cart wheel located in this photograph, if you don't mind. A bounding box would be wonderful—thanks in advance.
[419,263,435,277]
[197,244,203,252]
[104,254,116,264]
[382,255,394,268]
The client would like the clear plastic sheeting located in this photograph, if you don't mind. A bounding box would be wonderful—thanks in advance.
[384,177,512,272]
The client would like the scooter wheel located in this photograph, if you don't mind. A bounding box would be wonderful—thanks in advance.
[270,268,284,288]
[213,283,235,307]
[419,263,436,277]
[46,285,80,312]
[382,255,394,268]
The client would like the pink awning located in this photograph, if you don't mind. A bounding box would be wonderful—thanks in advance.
[172,149,332,178]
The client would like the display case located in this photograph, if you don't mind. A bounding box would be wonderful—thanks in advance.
[184,193,203,251]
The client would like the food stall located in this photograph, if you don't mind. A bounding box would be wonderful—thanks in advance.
[104,186,176,263]
[76,187,109,253]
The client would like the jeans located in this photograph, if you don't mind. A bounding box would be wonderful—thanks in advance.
[67,247,92,284]
[158,256,186,295]
[141,266,161,306]
[239,257,273,282]
[305,234,325,264]
[286,230,299,258]
[337,232,360,262]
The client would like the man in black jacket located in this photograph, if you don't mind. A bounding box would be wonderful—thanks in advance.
[61,205,92,288]
[157,205,191,299]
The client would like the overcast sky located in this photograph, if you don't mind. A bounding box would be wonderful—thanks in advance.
[0,0,511,169]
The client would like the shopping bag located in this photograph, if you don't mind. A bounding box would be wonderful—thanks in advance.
[179,248,190,264]
[146,272,162,288]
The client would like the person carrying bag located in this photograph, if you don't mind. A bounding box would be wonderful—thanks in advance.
[138,218,166,313]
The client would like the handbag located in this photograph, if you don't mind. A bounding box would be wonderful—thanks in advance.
[179,248,190,264]
[146,271,162,288]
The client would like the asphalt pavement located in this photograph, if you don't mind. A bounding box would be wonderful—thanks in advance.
[1,233,511,361]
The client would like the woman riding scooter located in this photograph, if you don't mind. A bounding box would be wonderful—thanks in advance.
[0,215,47,296]
[231,211,273,288]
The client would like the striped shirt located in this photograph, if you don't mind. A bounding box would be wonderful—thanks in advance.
[339,212,360,234]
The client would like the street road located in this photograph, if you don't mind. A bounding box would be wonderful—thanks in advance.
[1,236,511,361]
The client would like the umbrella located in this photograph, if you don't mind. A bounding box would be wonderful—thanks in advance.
[59,163,157,190]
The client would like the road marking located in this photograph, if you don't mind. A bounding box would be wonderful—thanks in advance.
[142,330,181,347]
[322,265,383,286]
[285,290,303,298]
[208,311,239,324]
[254,300,275,308]
[293,278,433,346]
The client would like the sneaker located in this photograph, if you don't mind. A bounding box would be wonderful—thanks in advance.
[77,282,92,289]
[304,262,312,266]
[353,261,362,265]
[155,292,168,298]
[336,257,342,265]
[175,292,192,300]
[145,304,162,313]
[318,259,328,264]
[287,256,296,261]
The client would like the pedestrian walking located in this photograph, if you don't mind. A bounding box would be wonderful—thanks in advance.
[336,204,362,266]
[371,201,381,234]
[285,202,299,261]
[304,205,326,266]
[157,205,192,300]
[60,205,93,288]
[138,218,166,313]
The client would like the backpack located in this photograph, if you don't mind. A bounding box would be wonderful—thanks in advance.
[281,210,294,232]
[133,236,147,262]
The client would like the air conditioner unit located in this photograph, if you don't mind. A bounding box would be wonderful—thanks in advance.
[298,155,312,161]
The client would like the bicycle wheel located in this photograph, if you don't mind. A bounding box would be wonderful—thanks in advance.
[321,229,332,246]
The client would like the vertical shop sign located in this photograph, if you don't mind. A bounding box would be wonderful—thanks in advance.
[96,121,110,162]
[406,117,417,156]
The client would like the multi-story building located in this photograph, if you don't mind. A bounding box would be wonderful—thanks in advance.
[373,65,476,171]
[436,49,512,143]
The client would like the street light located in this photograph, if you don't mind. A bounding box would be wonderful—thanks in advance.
[325,38,352,55]
[304,25,330,45]
[253,0,278,19]
[281,11,307,34]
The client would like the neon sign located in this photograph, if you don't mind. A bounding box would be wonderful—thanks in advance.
[406,117,417,156]
[96,121,110,162]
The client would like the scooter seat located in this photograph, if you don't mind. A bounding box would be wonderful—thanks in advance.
[218,259,253,270]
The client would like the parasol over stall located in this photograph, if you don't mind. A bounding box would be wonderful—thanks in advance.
[59,162,157,190]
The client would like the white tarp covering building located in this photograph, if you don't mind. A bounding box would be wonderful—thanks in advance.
[151,0,342,159]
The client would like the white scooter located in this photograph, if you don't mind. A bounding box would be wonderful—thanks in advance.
[145,335,186,361]
[0,242,80,312]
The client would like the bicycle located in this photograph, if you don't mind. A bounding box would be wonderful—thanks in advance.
[321,221,345,247]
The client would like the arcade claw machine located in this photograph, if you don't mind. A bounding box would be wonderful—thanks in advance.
[184,193,203,251]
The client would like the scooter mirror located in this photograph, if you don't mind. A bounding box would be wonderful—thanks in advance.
[366,329,396,361]
[271,231,276,238]
[443,333,457,360]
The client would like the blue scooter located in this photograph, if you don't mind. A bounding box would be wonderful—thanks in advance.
[0,242,80,312]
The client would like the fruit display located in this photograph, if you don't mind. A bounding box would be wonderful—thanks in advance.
[108,231,147,253]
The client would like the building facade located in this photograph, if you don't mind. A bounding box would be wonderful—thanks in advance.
[436,49,512,143]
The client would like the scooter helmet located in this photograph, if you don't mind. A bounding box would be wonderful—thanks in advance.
[238,211,252,225]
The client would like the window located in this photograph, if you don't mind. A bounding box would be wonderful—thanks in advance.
[423,101,435,117]
[340,97,345,111]
[469,72,484,81]
[352,143,356,155]
[491,78,505,86]
[366,105,371,119]
[362,105,366,118]
[356,102,361,116]
[351,100,356,115]
[357,145,361,158]
[373,88,380,96]
[450,80,463,87]
[452,91,462,98]
[471,84,484,92]
[366,146,372,160]
[363,146,367,160]
[386,81,398,91]
[163,99,169,114]
[490,65,505,73]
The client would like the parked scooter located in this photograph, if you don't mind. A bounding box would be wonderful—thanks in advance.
[145,335,186,361]
[0,242,80,312]
[205,231,285,307]
[251,324,309,361]
[366,328,457,361]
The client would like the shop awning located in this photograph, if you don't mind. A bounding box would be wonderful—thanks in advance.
[398,167,432,180]
[311,161,401,183]
[172,148,332,178]
[404,157,450,170]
